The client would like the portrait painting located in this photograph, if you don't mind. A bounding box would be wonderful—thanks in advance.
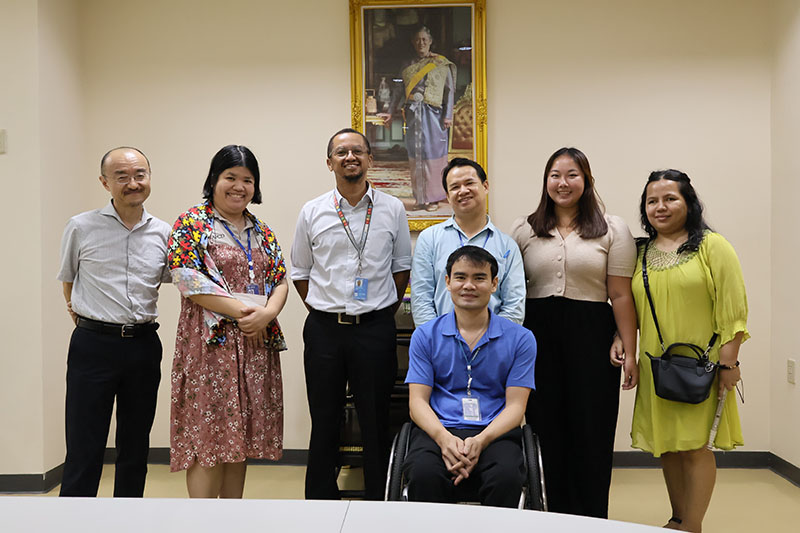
[350,0,487,231]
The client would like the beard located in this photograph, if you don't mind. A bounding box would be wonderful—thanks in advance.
[343,171,364,183]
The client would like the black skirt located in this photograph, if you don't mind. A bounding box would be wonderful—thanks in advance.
[523,296,620,519]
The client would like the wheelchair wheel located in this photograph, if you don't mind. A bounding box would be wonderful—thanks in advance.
[385,422,412,501]
[522,425,547,511]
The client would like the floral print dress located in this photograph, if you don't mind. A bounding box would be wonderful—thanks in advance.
[168,203,286,471]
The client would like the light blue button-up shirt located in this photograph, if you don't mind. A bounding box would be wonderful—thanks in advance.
[410,216,525,326]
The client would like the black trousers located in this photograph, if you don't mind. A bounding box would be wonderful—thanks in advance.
[59,326,162,497]
[404,425,524,508]
[303,308,397,500]
[523,297,620,518]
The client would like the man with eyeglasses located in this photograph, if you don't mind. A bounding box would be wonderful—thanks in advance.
[57,147,171,497]
[291,128,411,500]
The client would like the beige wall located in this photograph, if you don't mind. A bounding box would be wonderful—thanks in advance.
[0,0,794,475]
[489,0,772,453]
[38,0,86,472]
[0,0,45,474]
[770,0,800,468]
[0,0,85,475]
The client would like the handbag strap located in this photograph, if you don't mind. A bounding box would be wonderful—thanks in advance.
[641,241,666,351]
[642,241,718,356]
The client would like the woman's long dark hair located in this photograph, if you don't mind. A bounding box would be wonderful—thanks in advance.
[639,169,711,253]
[527,147,607,239]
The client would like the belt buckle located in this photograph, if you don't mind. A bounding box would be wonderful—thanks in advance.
[121,324,135,338]
[337,313,360,326]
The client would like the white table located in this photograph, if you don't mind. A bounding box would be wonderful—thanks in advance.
[0,497,663,532]
[344,501,663,532]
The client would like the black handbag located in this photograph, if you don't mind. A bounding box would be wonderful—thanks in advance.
[642,242,719,404]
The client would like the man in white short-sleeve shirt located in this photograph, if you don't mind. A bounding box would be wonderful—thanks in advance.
[57,147,171,497]
[291,128,411,500]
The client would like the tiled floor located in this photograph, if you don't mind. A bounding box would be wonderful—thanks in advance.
[9,465,800,532]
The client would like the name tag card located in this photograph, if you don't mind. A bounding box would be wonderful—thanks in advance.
[462,396,481,422]
[353,277,369,301]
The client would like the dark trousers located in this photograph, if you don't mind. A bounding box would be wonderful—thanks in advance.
[404,425,524,508]
[303,308,397,500]
[523,297,620,518]
[59,327,162,497]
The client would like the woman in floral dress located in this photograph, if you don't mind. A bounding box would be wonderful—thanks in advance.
[168,145,288,498]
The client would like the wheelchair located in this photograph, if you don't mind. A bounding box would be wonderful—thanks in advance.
[384,422,548,511]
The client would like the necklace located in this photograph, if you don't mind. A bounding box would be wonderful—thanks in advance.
[461,323,488,349]
[645,244,696,270]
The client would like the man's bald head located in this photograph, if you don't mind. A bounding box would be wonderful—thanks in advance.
[100,147,150,176]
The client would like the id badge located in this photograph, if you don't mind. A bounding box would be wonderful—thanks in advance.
[245,283,260,295]
[462,396,481,422]
[353,277,369,301]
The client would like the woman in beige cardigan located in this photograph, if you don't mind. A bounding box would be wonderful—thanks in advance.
[511,147,638,518]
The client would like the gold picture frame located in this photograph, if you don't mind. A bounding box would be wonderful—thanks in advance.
[349,0,487,231]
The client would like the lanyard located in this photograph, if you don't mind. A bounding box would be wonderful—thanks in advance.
[459,342,482,397]
[221,221,255,283]
[333,193,373,277]
[457,230,491,250]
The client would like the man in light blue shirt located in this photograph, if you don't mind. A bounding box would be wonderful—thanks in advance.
[411,158,525,326]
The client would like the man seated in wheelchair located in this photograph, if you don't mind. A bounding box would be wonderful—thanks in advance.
[404,245,537,507]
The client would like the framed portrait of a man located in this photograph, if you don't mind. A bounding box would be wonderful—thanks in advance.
[349,0,487,231]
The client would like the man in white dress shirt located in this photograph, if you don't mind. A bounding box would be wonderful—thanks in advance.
[291,128,412,500]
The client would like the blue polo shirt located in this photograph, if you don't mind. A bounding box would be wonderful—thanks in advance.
[406,310,536,429]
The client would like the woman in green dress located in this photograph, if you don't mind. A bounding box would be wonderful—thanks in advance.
[611,170,747,532]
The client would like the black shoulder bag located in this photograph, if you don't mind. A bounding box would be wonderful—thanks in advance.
[642,242,719,404]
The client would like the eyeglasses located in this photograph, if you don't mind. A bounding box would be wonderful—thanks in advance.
[330,147,368,158]
[107,172,149,185]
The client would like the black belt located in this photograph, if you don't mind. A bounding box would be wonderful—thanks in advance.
[311,307,394,326]
[76,316,159,338]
